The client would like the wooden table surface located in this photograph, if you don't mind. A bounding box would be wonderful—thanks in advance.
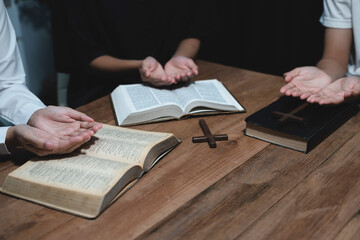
[1,60,360,240]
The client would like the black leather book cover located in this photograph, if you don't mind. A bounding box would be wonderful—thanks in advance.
[245,96,359,153]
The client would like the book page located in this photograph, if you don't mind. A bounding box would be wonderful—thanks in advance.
[179,79,244,113]
[192,81,228,103]
[81,125,172,167]
[173,80,230,108]
[122,84,183,112]
[149,87,181,106]
[7,154,135,195]
[124,85,160,111]
[173,84,203,109]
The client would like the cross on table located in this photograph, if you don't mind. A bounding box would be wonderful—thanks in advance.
[272,102,309,124]
[192,119,228,148]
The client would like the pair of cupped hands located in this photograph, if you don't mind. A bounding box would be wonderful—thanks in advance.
[8,106,102,156]
[280,66,360,105]
[139,56,199,86]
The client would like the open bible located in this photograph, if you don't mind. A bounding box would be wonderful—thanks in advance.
[111,79,245,126]
[0,124,181,218]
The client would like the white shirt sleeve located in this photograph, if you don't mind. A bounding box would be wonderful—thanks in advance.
[0,126,10,155]
[0,2,45,125]
[0,2,46,154]
[320,0,352,29]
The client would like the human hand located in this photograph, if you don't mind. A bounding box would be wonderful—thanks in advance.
[6,125,91,156]
[280,67,332,99]
[28,106,102,141]
[307,76,360,105]
[139,56,174,86]
[164,56,198,83]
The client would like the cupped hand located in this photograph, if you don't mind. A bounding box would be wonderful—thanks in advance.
[307,76,360,105]
[28,106,102,141]
[280,66,332,99]
[6,125,91,156]
[164,56,198,83]
[139,56,174,86]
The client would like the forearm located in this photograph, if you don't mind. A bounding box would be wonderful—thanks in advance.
[316,58,348,81]
[90,55,142,72]
[317,28,352,81]
[173,38,200,59]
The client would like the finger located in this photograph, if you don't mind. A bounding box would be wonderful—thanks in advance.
[291,90,302,97]
[280,82,296,94]
[176,74,182,81]
[91,122,102,133]
[280,85,289,94]
[185,61,198,74]
[319,97,339,105]
[300,92,311,100]
[179,72,188,82]
[80,121,95,129]
[285,88,296,96]
[284,69,300,82]
[166,76,176,84]
[307,95,321,104]
[307,97,315,103]
[344,90,353,98]
[163,79,174,86]
[66,108,94,122]
[186,71,194,80]
[52,122,82,136]
[192,66,199,76]
[155,75,173,85]
[66,128,93,139]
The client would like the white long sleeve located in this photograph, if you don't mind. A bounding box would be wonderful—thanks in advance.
[0,2,45,154]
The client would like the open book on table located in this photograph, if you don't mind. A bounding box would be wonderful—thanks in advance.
[0,124,181,218]
[111,79,245,126]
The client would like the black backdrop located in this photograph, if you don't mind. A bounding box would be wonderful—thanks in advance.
[198,0,325,76]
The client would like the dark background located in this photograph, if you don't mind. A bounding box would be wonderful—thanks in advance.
[198,0,325,76]
[40,0,325,105]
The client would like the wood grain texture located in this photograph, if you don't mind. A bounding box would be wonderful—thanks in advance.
[0,60,359,240]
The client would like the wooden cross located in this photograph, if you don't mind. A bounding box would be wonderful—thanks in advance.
[192,119,228,148]
[272,102,309,124]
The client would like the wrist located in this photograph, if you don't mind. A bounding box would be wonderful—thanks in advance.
[5,126,16,146]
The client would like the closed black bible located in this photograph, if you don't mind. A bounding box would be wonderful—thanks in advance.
[244,96,359,153]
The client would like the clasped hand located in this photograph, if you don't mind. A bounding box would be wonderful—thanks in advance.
[280,66,360,105]
[139,56,198,86]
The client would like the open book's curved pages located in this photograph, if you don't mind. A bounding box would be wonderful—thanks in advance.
[111,79,245,126]
[0,124,181,218]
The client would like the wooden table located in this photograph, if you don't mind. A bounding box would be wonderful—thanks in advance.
[1,60,360,240]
